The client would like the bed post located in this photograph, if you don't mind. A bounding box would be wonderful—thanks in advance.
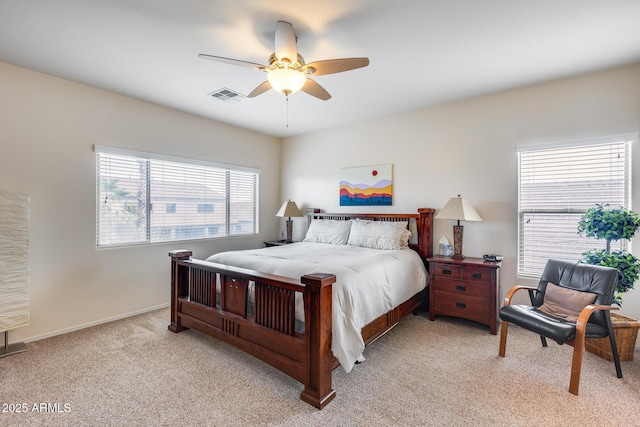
[168,250,192,333]
[418,208,435,259]
[300,273,337,409]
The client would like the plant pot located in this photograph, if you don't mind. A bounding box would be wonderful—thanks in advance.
[585,312,640,362]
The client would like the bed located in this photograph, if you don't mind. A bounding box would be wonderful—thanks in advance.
[168,208,434,409]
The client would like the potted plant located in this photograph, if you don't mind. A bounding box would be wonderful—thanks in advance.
[577,203,640,361]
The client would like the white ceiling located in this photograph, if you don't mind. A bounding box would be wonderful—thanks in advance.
[1,0,640,138]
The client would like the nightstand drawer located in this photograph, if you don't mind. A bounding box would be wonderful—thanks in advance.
[433,278,489,300]
[461,267,493,284]
[431,263,461,279]
[434,291,489,324]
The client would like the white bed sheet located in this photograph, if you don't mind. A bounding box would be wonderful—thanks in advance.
[206,242,428,373]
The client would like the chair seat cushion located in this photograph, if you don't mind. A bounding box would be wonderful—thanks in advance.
[499,305,608,345]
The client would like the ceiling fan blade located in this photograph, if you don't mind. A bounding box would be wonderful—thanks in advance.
[274,21,297,63]
[198,54,267,71]
[304,58,369,76]
[247,81,272,98]
[301,79,331,101]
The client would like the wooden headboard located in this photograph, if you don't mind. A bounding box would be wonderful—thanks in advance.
[306,208,435,261]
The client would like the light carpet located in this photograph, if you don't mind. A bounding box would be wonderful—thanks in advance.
[1,308,638,426]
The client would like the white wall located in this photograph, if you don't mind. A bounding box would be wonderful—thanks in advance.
[0,61,281,343]
[281,62,640,322]
[3,59,639,345]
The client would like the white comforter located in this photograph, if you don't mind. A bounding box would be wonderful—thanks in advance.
[206,242,428,373]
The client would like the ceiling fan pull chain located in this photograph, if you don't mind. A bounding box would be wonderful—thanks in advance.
[286,93,289,128]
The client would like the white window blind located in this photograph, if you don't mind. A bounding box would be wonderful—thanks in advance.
[96,147,259,248]
[518,136,634,277]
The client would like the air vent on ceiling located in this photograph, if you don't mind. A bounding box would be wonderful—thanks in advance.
[208,88,246,103]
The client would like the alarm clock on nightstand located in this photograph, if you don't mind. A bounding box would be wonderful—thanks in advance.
[483,254,503,262]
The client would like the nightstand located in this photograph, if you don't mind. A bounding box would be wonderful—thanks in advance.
[264,240,295,247]
[427,255,501,334]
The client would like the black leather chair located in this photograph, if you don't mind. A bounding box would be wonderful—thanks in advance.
[498,259,623,395]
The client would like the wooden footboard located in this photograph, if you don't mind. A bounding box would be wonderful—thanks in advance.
[169,250,336,409]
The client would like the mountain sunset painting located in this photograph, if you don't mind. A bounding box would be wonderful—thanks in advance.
[340,164,393,206]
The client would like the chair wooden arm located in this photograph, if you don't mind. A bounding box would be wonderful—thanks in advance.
[569,304,619,394]
[499,285,538,357]
[502,285,538,306]
[575,304,619,337]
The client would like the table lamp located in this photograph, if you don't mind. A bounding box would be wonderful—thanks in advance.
[435,195,482,259]
[276,200,303,242]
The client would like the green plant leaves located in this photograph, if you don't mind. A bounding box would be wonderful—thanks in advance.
[581,249,639,305]
[577,203,640,243]
[578,203,640,305]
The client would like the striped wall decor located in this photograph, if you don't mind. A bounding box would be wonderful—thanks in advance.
[0,193,30,332]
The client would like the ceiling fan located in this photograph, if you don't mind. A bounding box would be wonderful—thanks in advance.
[199,21,369,101]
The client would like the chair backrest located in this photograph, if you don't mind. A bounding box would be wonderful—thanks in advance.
[532,259,618,327]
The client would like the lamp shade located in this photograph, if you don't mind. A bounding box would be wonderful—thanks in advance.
[267,68,307,95]
[276,200,303,218]
[435,195,482,222]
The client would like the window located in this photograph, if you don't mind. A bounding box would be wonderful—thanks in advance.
[96,146,259,248]
[518,134,635,277]
[197,204,214,214]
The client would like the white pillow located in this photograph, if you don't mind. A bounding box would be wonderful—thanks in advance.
[400,228,412,248]
[361,219,411,246]
[347,220,409,250]
[303,219,352,245]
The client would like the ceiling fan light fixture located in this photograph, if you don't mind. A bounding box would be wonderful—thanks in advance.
[267,68,307,95]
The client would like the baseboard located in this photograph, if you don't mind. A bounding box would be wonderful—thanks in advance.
[24,303,170,343]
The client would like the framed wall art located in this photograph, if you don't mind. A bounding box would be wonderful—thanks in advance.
[339,164,392,206]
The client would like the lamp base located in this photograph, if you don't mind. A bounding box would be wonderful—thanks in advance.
[452,224,464,259]
[1,331,27,358]
[0,342,26,358]
[285,219,293,242]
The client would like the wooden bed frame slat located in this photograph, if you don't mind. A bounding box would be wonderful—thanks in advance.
[169,208,434,409]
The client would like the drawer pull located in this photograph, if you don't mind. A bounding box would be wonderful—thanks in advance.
[456,285,466,292]
[471,272,482,279]
[442,269,452,275]
[456,302,466,309]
